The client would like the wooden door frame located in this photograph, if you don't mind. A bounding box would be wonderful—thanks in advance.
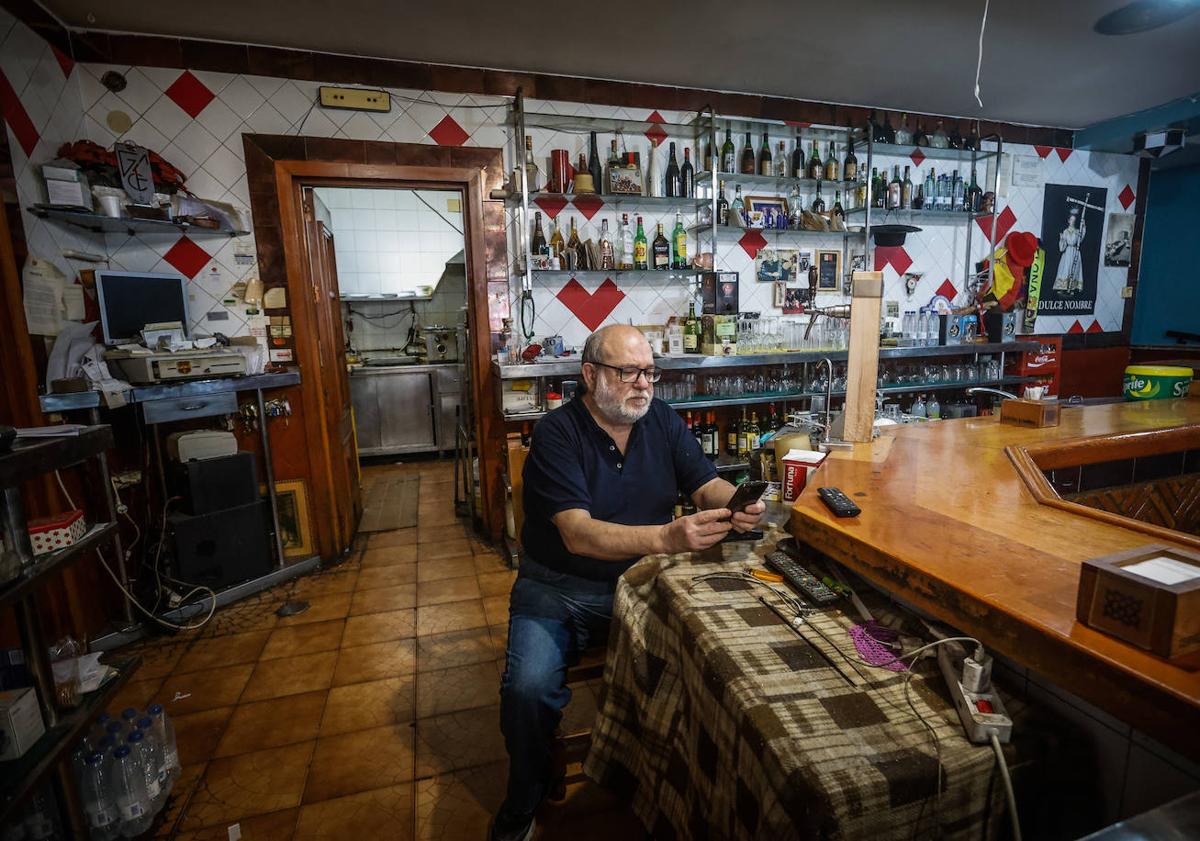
[275,159,498,549]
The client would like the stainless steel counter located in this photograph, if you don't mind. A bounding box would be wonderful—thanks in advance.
[39,370,301,412]
[348,362,461,376]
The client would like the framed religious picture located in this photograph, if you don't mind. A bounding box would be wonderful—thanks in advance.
[1038,183,1107,316]
[816,249,841,291]
[783,286,806,314]
[746,195,789,218]
[1104,213,1134,267]
[755,247,798,282]
[262,479,313,558]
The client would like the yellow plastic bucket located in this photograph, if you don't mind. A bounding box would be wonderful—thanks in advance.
[1123,365,1193,401]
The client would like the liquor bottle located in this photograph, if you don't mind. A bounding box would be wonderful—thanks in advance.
[726,414,739,457]
[869,110,888,144]
[703,137,713,173]
[686,411,696,445]
[766,402,779,432]
[736,407,751,457]
[599,219,615,270]
[843,140,858,182]
[808,139,823,180]
[683,301,700,353]
[924,168,936,210]
[531,211,547,257]
[721,125,736,173]
[872,168,885,209]
[717,181,730,225]
[928,394,941,419]
[664,142,680,198]
[856,169,868,209]
[894,113,913,146]
[606,139,620,192]
[824,141,839,182]
[882,112,897,143]
[702,412,718,459]
[524,136,540,191]
[740,131,756,174]
[888,166,902,210]
[832,190,845,224]
[755,132,770,176]
[731,185,745,223]
[617,214,632,269]
[913,182,924,210]
[901,165,913,209]
[588,131,603,195]
[948,124,963,150]
[811,182,826,214]
[652,222,670,270]
[633,216,648,269]
[966,167,982,213]
[566,216,581,257]
[646,146,659,197]
[775,141,788,177]
[931,120,949,149]
[680,148,695,197]
[965,121,981,152]
[914,119,929,147]
[672,211,688,269]
[791,133,805,178]
[748,411,761,450]
[549,218,565,258]
[952,169,964,211]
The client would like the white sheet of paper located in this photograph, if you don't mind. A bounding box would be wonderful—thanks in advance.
[23,273,63,335]
[62,284,86,320]
[1012,156,1042,188]
[1123,556,1200,586]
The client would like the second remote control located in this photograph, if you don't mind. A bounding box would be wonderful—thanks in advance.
[818,487,861,517]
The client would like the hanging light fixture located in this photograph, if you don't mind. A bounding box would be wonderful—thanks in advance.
[1094,0,1200,35]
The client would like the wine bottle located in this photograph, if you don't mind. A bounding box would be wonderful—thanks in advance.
[888,166,902,210]
[914,120,929,147]
[736,407,750,457]
[531,211,547,257]
[566,216,581,252]
[758,131,772,176]
[808,139,823,180]
[871,168,885,209]
[618,213,634,269]
[843,140,858,182]
[824,141,839,182]
[901,165,913,209]
[811,181,826,214]
[717,180,730,225]
[748,412,761,450]
[599,219,615,270]
[671,211,688,269]
[740,131,756,174]
[721,125,736,173]
[633,216,648,270]
[652,222,670,270]
[966,167,982,213]
[524,136,540,191]
[731,185,744,223]
[726,414,739,457]
[549,218,564,257]
[588,131,603,195]
[883,112,896,143]
[684,301,700,354]
[832,190,845,224]
[775,141,787,177]
[791,133,805,178]
[869,110,888,144]
[680,148,694,197]
[702,412,717,459]
[703,137,713,172]
[665,142,680,198]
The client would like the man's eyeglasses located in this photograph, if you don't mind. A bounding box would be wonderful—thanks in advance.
[588,361,662,384]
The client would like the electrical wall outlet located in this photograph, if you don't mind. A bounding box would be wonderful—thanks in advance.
[319,86,391,113]
[1121,286,1134,298]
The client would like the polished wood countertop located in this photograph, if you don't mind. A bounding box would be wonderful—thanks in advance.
[789,399,1200,757]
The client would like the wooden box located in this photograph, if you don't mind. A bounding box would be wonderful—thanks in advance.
[999,398,1060,428]
[1076,544,1200,661]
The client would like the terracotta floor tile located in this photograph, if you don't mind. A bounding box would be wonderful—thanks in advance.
[304,725,416,803]
[481,595,510,627]
[414,705,506,778]
[488,625,509,662]
[214,691,326,758]
[342,609,416,648]
[415,556,477,583]
[473,553,510,575]
[320,676,415,737]
[294,783,414,840]
[561,680,601,735]
[538,783,643,837]
[333,638,416,686]
[476,570,515,597]
[261,620,345,661]
[356,563,418,591]
[174,807,298,841]
[159,663,254,716]
[290,570,358,597]
[417,523,466,543]
[109,677,162,714]
[174,630,271,675]
[361,545,418,568]
[275,592,352,626]
[200,599,281,637]
[156,761,207,837]
[173,706,234,765]
[350,583,417,616]
[416,575,481,607]
[414,760,506,841]
[123,639,188,679]
[416,600,488,637]
[417,540,473,562]
[417,627,497,672]
[241,650,337,702]
[182,742,314,831]
[415,660,501,718]
[369,529,417,549]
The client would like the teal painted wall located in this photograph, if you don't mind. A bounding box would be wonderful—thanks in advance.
[1131,165,1200,344]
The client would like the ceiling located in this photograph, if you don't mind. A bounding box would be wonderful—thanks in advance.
[42,0,1200,129]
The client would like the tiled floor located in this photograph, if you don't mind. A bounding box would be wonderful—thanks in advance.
[111,460,640,840]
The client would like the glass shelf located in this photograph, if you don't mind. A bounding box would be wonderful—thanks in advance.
[689,224,861,240]
[510,192,707,211]
[700,118,866,144]
[530,269,700,280]
[864,142,997,163]
[847,207,981,222]
[29,205,249,237]
[695,171,858,192]
[511,110,701,138]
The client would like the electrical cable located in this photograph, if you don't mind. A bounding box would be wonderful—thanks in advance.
[974,0,991,108]
[990,731,1022,841]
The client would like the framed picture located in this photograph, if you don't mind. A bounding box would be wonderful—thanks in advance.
[816,249,842,291]
[795,248,815,276]
[773,281,787,308]
[783,286,806,314]
[755,247,798,283]
[262,479,313,559]
[746,195,789,217]
[1104,213,1134,267]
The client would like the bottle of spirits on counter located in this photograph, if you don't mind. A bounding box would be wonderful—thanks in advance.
[914,120,929,147]
[748,411,761,450]
[758,132,772,176]
[872,168,885,208]
[931,120,949,149]
[634,216,648,269]
[808,139,823,180]
[811,182,826,214]
[617,214,632,269]
[549,217,564,258]
[717,181,730,225]
[901,166,913,209]
[588,132,603,195]
[606,139,620,192]
[888,166,902,209]
[702,412,718,459]
[566,216,581,259]
[775,141,788,177]
[832,190,845,224]
[680,148,694,197]
[966,167,982,213]
[740,132,756,174]
[791,133,805,178]
[703,137,713,172]
[684,301,700,353]
[726,414,739,457]
[599,219,615,270]
[766,403,780,432]
[731,185,745,223]
[736,407,751,457]
[531,211,548,257]
[894,113,913,146]
[646,147,659,197]
[856,169,868,209]
[524,136,540,191]
[721,125,736,172]
[652,222,670,270]
[824,141,839,182]
[672,211,688,269]
[924,168,936,209]
[665,142,680,198]
[843,140,858,182]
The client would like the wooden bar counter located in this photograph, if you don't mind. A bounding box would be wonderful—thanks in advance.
[789,399,1200,758]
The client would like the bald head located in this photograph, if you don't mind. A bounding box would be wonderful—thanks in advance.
[581,325,652,367]
[579,325,655,424]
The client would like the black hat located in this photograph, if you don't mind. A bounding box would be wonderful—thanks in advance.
[870,224,921,247]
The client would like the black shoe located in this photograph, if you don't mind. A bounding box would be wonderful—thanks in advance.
[489,814,535,841]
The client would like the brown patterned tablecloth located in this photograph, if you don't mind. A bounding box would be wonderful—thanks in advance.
[583,528,1006,840]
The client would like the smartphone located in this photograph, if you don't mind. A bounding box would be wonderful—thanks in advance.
[725,480,768,516]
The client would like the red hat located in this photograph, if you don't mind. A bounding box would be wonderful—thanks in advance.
[1005,231,1038,268]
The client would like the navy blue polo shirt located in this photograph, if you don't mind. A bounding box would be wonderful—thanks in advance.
[521,396,717,583]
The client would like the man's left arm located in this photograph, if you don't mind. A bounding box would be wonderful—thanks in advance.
[665,404,765,533]
[692,477,765,533]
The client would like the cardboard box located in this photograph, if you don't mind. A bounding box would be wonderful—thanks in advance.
[27,510,86,556]
[781,449,827,503]
[0,686,46,760]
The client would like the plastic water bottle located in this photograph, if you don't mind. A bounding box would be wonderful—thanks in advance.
[928,395,941,419]
[79,752,120,840]
[125,731,163,815]
[145,704,179,780]
[119,708,139,732]
[111,745,152,837]
[136,716,171,803]
[104,720,125,742]
[91,711,113,747]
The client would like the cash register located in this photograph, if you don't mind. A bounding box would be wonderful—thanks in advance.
[97,270,247,383]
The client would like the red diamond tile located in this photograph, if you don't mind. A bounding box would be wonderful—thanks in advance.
[644,124,667,148]
[909,149,926,168]
[1067,320,1085,334]
[162,236,211,279]
[1119,184,1135,210]
[429,114,468,147]
[737,230,768,259]
[784,121,812,128]
[1086,320,1104,334]
[0,69,39,156]
[936,279,958,300]
[572,195,604,221]
[164,71,215,119]
[975,206,1017,244]
[556,278,625,331]
[873,246,912,276]
[51,46,74,78]
[533,195,568,219]
[1034,146,1054,159]
[646,111,666,123]
[1056,147,1073,162]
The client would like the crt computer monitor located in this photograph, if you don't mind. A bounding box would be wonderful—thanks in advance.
[95,270,190,345]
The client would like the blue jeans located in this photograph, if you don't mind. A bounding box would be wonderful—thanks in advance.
[497,557,615,823]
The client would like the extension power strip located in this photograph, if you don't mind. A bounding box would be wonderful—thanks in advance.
[937,644,1012,744]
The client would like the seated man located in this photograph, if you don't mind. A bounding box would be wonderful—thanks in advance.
[491,324,766,840]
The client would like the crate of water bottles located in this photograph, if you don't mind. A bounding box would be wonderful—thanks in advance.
[69,702,180,838]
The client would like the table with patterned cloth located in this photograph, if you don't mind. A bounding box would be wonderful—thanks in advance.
[583,526,1011,841]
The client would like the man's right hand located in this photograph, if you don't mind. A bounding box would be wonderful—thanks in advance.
[660,508,732,553]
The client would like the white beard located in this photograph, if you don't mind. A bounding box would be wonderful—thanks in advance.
[592,376,651,424]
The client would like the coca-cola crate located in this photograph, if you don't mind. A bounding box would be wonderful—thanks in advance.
[1010,336,1062,396]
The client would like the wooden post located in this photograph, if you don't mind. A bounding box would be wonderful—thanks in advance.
[843,271,884,443]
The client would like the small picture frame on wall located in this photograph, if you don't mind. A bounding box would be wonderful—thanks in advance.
[773,281,787,308]
[755,247,798,283]
[816,249,841,291]
[783,287,806,314]
[263,479,313,559]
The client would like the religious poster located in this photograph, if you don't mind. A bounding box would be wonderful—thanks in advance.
[1037,183,1106,316]
[1104,213,1134,267]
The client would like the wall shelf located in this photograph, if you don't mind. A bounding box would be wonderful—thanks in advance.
[689,224,856,240]
[28,205,249,237]
[0,522,117,614]
[695,171,858,192]
[509,192,706,211]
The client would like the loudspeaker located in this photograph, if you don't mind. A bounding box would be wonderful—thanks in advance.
[169,501,272,589]
[173,452,258,515]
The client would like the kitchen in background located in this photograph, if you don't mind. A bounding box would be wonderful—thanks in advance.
[313,186,468,457]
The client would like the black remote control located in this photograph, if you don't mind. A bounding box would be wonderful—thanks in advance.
[818,487,861,518]
[764,551,840,606]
